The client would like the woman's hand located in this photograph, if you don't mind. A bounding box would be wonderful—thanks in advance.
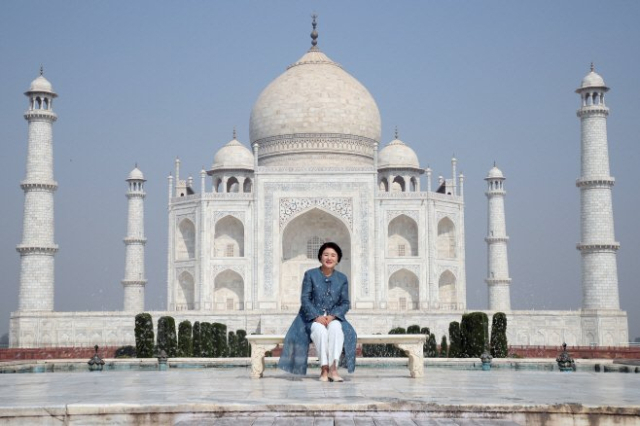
[314,315,336,326]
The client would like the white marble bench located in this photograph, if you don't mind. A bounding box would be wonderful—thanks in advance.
[247,334,426,379]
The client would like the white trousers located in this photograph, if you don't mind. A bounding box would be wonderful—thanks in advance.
[310,320,344,367]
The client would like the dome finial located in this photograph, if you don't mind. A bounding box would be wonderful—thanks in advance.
[394,126,398,140]
[39,64,44,76]
[310,12,319,48]
[590,62,595,72]
[233,126,237,140]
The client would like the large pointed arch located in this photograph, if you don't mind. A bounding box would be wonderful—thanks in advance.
[280,208,351,310]
[176,218,196,260]
[214,269,244,311]
[214,215,244,257]
[388,214,418,257]
[175,271,195,310]
[438,270,457,307]
[388,268,419,310]
[437,217,456,258]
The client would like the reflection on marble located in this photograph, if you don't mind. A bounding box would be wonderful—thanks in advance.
[0,367,638,425]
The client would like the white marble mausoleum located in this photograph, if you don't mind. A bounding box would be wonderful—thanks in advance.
[9,22,629,348]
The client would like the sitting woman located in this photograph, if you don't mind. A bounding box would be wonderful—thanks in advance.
[278,242,357,382]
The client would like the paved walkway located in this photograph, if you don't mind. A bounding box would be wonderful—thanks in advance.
[0,365,639,425]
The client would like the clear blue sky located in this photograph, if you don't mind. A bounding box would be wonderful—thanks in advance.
[1,1,639,341]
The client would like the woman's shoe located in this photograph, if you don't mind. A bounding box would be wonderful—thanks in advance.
[328,375,344,382]
[319,375,329,382]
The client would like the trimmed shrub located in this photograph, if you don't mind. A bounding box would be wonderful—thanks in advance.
[201,322,214,357]
[440,336,448,358]
[115,345,136,358]
[192,321,202,357]
[388,327,407,357]
[490,312,508,358]
[420,327,430,356]
[228,331,238,357]
[178,320,193,357]
[460,312,489,358]
[427,333,438,357]
[212,323,228,357]
[407,325,421,334]
[448,322,462,358]
[157,316,178,357]
[236,329,250,357]
[134,313,154,358]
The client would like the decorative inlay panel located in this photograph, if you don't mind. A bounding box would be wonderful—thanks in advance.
[280,198,352,229]
[388,264,420,278]
[387,210,419,223]
[263,182,371,297]
[213,211,245,223]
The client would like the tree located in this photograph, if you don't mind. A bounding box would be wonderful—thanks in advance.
[440,336,449,357]
[178,320,193,357]
[134,313,154,358]
[192,321,202,357]
[460,312,489,358]
[157,316,178,357]
[448,322,462,358]
[490,312,508,358]
[427,333,438,357]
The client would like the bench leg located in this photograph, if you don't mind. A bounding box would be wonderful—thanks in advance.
[250,344,270,379]
[395,343,424,378]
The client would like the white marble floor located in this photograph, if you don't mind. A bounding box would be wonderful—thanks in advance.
[0,366,638,425]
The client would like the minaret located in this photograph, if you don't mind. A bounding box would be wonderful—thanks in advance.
[122,165,147,312]
[17,69,59,311]
[485,164,511,311]
[575,64,620,310]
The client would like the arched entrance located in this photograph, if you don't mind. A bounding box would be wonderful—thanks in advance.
[280,208,351,311]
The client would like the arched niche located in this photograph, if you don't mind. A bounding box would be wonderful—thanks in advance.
[391,176,405,192]
[214,269,244,310]
[227,177,240,193]
[243,178,252,193]
[437,217,456,258]
[176,219,196,260]
[388,269,419,310]
[280,208,351,310]
[388,214,418,257]
[438,270,457,307]
[379,178,389,192]
[175,271,195,310]
[214,215,244,257]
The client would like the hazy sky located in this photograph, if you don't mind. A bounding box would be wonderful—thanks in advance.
[1,1,639,341]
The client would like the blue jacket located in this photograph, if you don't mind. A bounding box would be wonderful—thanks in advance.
[278,267,357,375]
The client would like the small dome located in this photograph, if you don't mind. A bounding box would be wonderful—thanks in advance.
[378,138,420,169]
[486,166,504,179]
[127,166,145,181]
[26,75,57,96]
[210,138,254,171]
[580,71,606,89]
[577,65,608,92]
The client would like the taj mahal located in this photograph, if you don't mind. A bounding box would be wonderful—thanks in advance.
[9,20,628,348]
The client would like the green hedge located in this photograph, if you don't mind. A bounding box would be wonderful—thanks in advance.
[134,313,154,358]
[460,312,489,358]
[426,333,437,357]
[440,336,449,357]
[236,329,250,357]
[178,320,193,357]
[448,321,462,358]
[212,323,228,357]
[200,322,214,357]
[157,316,178,357]
[192,321,202,357]
[490,312,508,358]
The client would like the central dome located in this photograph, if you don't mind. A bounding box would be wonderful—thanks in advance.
[249,47,381,167]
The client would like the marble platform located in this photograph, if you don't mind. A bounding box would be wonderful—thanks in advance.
[0,364,639,425]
